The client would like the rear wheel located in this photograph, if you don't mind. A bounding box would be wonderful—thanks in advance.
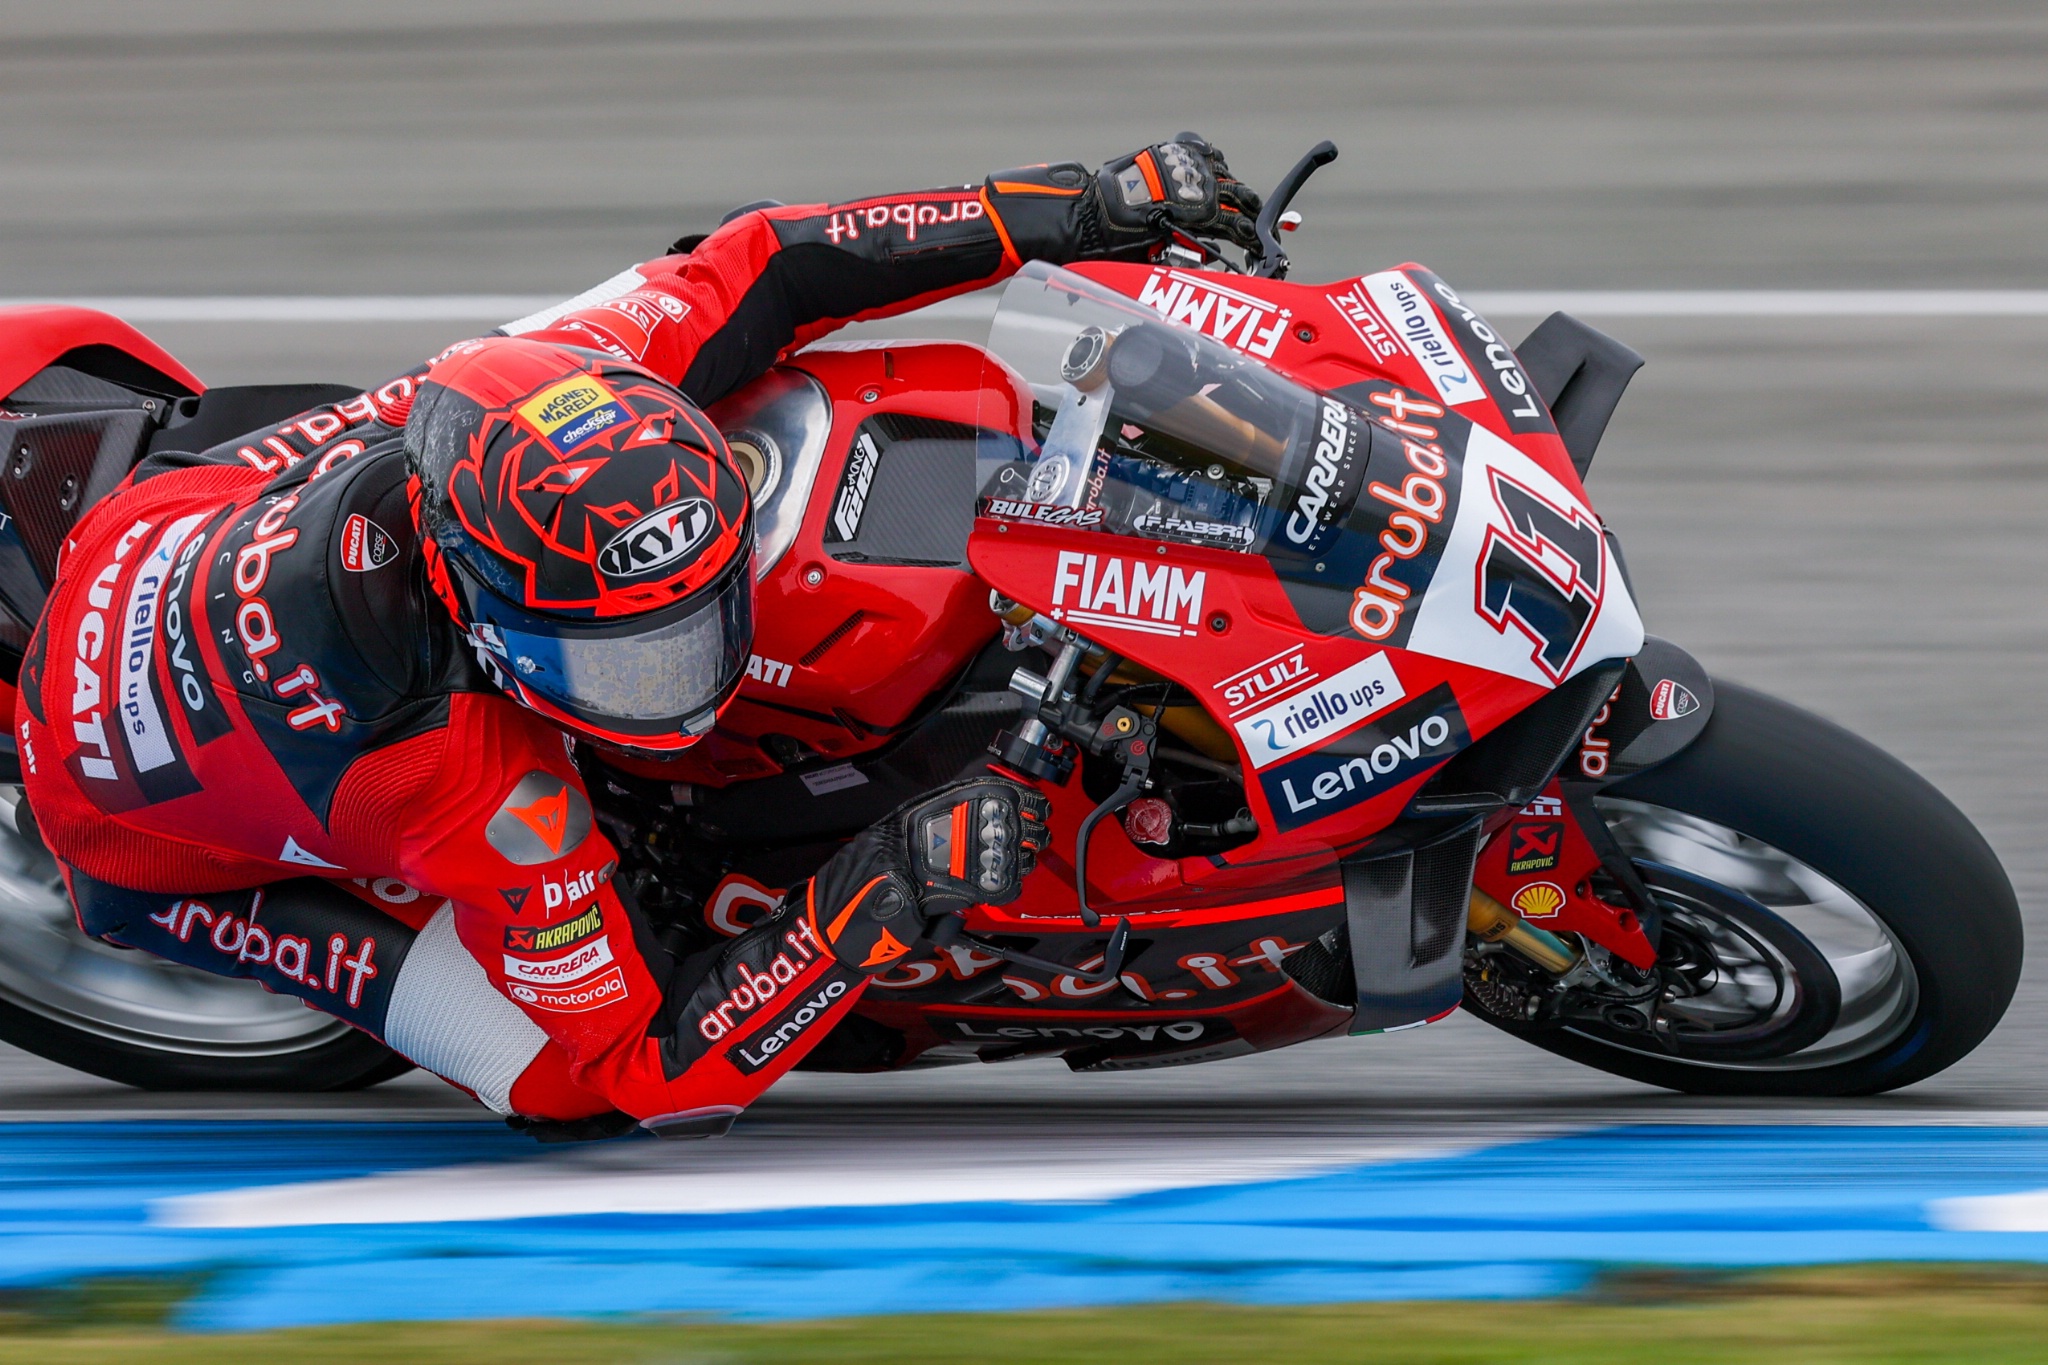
[0,786,409,1091]
[1468,683,2021,1096]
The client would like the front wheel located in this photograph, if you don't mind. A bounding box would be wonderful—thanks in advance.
[1467,682,2022,1096]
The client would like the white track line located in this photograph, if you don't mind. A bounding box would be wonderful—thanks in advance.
[4,290,2048,324]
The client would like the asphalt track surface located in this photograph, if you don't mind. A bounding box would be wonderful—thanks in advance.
[2,0,2047,1146]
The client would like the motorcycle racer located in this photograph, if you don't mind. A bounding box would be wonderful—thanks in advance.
[14,137,1258,1138]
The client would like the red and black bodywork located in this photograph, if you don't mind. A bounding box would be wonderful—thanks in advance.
[0,254,1708,1078]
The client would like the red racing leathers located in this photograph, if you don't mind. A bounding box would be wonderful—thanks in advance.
[15,169,1102,1130]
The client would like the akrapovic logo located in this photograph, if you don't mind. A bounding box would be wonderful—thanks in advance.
[597,498,713,579]
[830,432,882,541]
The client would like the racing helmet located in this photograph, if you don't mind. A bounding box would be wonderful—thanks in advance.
[405,336,753,754]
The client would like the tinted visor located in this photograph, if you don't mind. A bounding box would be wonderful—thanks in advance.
[457,551,753,741]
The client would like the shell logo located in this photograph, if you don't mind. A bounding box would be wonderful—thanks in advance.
[1511,881,1566,919]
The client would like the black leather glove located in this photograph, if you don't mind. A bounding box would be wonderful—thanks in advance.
[983,133,1263,264]
[806,778,1051,972]
[1096,133,1263,254]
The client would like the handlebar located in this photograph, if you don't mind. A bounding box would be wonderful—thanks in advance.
[1249,140,1338,279]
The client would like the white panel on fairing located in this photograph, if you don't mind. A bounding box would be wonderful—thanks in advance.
[1402,423,1644,687]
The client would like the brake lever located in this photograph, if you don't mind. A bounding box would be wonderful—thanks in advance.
[1251,140,1338,279]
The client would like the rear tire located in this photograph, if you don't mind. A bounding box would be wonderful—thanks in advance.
[0,785,412,1092]
[1472,682,2021,1096]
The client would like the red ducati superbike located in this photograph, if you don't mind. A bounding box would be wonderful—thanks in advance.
[0,143,2022,1097]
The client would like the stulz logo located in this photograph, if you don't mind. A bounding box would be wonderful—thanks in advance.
[1136,269,1291,358]
[1285,396,1364,547]
[732,976,851,1075]
[830,431,881,542]
[597,498,714,579]
[1258,684,1469,832]
[1216,644,1311,716]
[1326,280,1405,361]
[1234,651,1404,770]
[1050,550,1204,638]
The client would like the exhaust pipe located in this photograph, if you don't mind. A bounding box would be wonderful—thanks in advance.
[1468,888,1580,974]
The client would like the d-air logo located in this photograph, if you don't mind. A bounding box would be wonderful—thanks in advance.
[517,376,627,457]
[1650,679,1700,721]
[1233,651,1404,770]
[830,432,882,542]
[1049,550,1205,638]
[505,903,603,954]
[339,514,398,572]
[596,498,713,579]
[1257,685,1468,832]
[1136,269,1291,358]
[485,772,593,866]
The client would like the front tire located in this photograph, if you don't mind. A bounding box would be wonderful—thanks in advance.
[1472,682,2021,1096]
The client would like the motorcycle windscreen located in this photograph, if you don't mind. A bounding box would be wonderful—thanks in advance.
[978,263,1644,685]
[979,262,1322,554]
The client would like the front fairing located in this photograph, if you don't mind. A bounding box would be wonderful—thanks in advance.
[970,263,1643,864]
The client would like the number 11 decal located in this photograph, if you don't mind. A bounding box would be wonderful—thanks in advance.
[1474,470,1606,682]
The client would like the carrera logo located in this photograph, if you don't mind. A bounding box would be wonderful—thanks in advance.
[1234,651,1404,770]
[1506,820,1563,874]
[596,498,714,579]
[517,376,627,457]
[732,976,852,1075]
[505,903,603,954]
[1357,271,1487,407]
[509,965,627,1013]
[1650,678,1700,720]
[1136,270,1290,358]
[829,432,881,542]
[484,772,593,866]
[501,936,614,986]
[1258,685,1468,832]
[1050,550,1204,639]
[339,514,397,572]
[1285,396,1365,547]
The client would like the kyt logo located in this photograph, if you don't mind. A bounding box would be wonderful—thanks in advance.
[597,498,714,579]
[1049,551,1205,639]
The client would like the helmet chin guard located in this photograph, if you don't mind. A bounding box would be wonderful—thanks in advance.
[406,336,755,751]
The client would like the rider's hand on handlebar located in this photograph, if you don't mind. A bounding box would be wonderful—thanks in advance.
[806,778,1051,973]
[1096,133,1264,255]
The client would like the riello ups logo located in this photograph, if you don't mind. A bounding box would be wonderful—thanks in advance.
[1257,684,1469,832]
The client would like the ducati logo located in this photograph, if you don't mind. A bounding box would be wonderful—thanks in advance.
[339,514,398,572]
[597,498,714,579]
[1650,678,1700,721]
